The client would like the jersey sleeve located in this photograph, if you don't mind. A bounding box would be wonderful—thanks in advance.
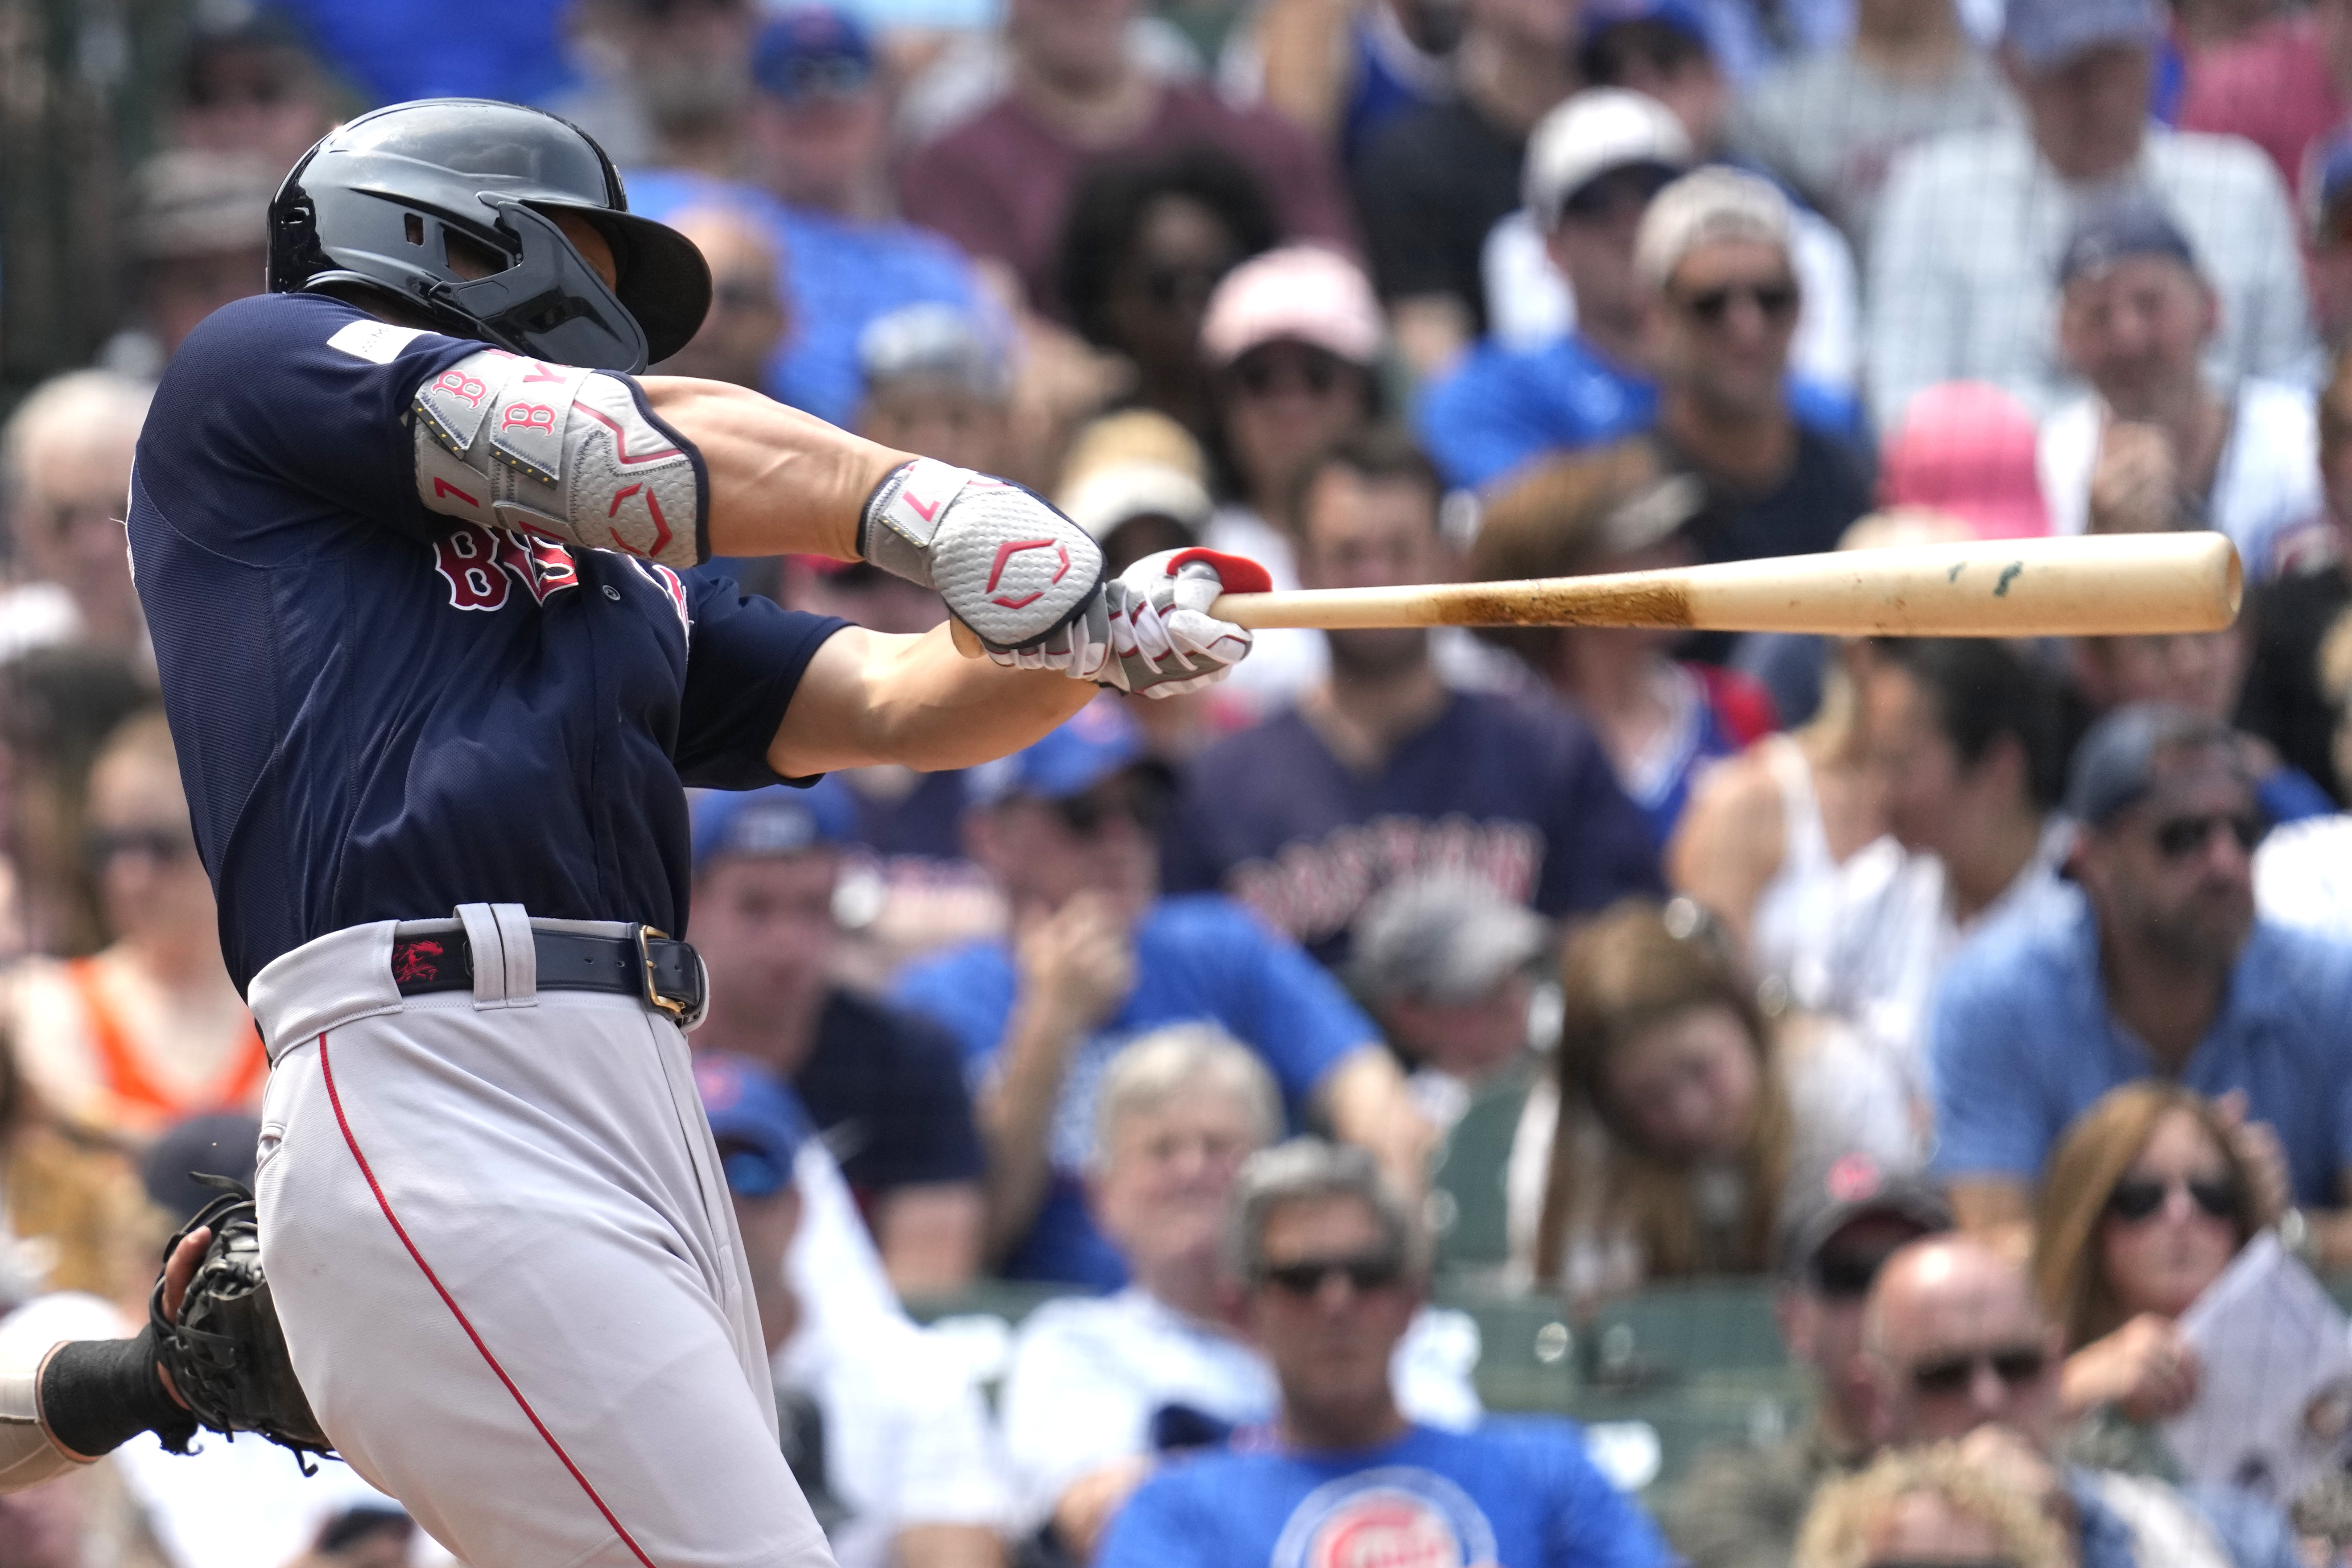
[138,294,491,559]
[673,571,848,789]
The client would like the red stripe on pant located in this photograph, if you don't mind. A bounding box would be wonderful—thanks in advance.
[316,1032,660,1568]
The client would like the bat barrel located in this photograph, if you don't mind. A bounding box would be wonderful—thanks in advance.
[1208,532,2244,639]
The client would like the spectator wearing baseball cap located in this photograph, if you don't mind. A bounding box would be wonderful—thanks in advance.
[1661,1161,1952,1568]
[1877,382,2051,540]
[1869,0,2315,433]
[890,699,1431,1289]
[1730,0,2011,261]
[694,1055,1016,1568]
[100,149,278,378]
[853,302,1014,480]
[688,781,988,1296]
[1930,704,2352,1268]
[1417,90,1685,492]
[2037,197,2323,581]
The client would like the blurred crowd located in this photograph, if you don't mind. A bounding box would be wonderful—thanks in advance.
[15,0,2352,1564]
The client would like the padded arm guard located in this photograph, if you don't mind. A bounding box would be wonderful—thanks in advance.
[860,458,1104,650]
[1,1339,83,1494]
[413,349,706,569]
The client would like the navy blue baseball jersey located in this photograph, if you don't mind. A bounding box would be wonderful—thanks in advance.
[128,293,848,993]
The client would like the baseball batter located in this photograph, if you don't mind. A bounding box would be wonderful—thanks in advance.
[63,99,1260,1566]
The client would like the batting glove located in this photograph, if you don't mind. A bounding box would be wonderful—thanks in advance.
[995,548,1270,698]
[860,458,1104,651]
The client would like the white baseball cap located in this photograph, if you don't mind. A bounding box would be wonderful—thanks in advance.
[1200,246,1383,368]
[1524,89,1694,231]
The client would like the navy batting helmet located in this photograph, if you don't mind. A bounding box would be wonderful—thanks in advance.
[266,99,710,373]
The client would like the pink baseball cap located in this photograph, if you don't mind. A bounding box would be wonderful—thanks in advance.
[1879,382,2051,541]
[1201,246,1383,369]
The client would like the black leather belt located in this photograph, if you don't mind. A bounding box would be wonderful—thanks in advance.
[389,924,707,1026]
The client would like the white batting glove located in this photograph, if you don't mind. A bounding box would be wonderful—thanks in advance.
[860,458,1105,652]
[992,548,1268,697]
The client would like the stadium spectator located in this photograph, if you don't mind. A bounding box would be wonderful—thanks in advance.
[652,207,793,391]
[544,0,759,173]
[2038,199,2321,580]
[1057,410,1215,578]
[999,1028,1479,1560]
[1,712,260,1147]
[1792,1443,2071,1568]
[854,305,1016,479]
[0,651,153,963]
[169,8,344,173]
[2307,135,2352,358]
[891,701,1430,1287]
[2177,0,2351,191]
[269,0,574,107]
[1056,149,1283,445]
[1511,899,1919,1304]
[1471,444,1778,845]
[1196,246,1382,710]
[1730,0,2013,260]
[894,0,1352,321]
[1867,0,2315,430]
[1236,0,1458,168]
[1847,637,2076,1082]
[0,372,152,663]
[1351,0,1582,377]
[1347,877,1550,1124]
[0,1018,153,1307]
[1564,0,1861,397]
[693,1055,1014,1568]
[1875,383,2051,540]
[2241,351,2352,803]
[1864,1234,2301,1568]
[746,8,894,221]
[1164,427,1662,961]
[2030,1085,2269,1438]
[1663,1168,1954,1568]
[687,784,986,1296]
[1417,89,1689,492]
[106,150,277,379]
[1930,705,2352,1262]
[1096,1138,1671,1568]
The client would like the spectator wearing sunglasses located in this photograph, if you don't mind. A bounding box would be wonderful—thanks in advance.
[2,711,260,1147]
[2038,199,2323,584]
[999,1028,1479,1561]
[0,371,152,664]
[1931,705,2352,1268]
[1663,1163,1953,1568]
[891,701,1430,1288]
[1865,1234,2300,1568]
[169,7,347,173]
[2030,1085,2269,1452]
[1098,1138,1671,1568]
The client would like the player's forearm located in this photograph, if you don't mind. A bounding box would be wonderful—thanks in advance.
[768,624,1094,777]
[639,376,910,561]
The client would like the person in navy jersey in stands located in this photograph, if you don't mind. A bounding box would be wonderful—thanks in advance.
[891,701,1431,1289]
[1096,1139,1669,1568]
[1164,427,1662,963]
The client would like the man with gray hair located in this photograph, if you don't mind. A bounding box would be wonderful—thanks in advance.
[1349,875,1550,1126]
[999,1027,1479,1561]
[0,370,155,660]
[1098,1137,1668,1568]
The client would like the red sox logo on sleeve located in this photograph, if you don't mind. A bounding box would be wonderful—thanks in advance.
[429,522,580,611]
[1271,1470,1498,1568]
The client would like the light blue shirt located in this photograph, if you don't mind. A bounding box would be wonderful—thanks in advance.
[1930,885,2352,1205]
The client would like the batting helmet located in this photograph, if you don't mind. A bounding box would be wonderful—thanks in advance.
[267,99,710,373]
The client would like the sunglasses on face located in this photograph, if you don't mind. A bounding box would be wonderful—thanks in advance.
[1231,350,1348,399]
[2150,809,2265,860]
[85,827,196,868]
[1260,1251,1407,1298]
[1050,780,1166,838]
[1673,280,1800,327]
[1908,1345,2047,1399]
[2107,1173,2237,1224]
[1809,1245,1902,1301]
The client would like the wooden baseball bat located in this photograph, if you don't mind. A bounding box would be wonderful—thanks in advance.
[948,532,2239,655]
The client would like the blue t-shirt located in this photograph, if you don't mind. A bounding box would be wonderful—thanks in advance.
[890,895,1376,1287]
[128,293,847,992]
[1163,692,1663,963]
[1930,886,2352,1205]
[627,171,987,429]
[1416,332,1868,492]
[271,0,577,107]
[1097,1420,1670,1568]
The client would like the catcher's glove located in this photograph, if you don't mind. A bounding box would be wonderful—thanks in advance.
[148,1177,332,1465]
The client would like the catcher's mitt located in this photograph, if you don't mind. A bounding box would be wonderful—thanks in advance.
[148,1177,333,1464]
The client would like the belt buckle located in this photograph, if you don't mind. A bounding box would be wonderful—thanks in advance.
[631,924,708,1030]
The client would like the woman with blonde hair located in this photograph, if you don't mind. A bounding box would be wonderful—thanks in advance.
[1507,898,1914,1304]
[2031,1082,2269,1432]
[1795,1442,2069,1568]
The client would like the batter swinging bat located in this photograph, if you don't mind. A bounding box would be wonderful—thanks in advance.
[951,532,2239,654]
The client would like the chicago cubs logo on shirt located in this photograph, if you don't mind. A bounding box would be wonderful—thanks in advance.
[428,521,580,611]
[1270,1469,1498,1568]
